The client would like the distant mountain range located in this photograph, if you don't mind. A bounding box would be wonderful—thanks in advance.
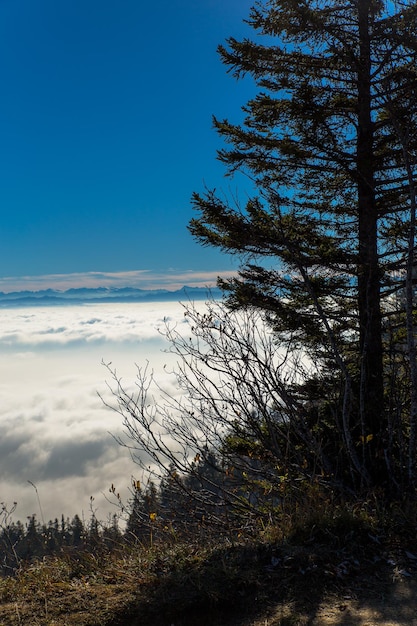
[0,286,223,307]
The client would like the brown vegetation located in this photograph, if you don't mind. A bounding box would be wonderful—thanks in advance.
[1,496,417,625]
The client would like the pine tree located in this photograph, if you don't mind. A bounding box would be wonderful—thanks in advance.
[190,0,417,490]
[70,514,85,547]
[125,481,159,543]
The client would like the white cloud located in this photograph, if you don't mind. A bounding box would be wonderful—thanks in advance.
[0,301,202,523]
[0,303,193,349]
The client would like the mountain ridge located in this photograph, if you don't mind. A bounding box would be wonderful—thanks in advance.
[0,285,222,307]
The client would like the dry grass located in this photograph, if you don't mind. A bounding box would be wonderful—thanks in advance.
[0,549,143,625]
[1,500,417,625]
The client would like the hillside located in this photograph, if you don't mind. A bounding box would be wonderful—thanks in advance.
[1,507,417,625]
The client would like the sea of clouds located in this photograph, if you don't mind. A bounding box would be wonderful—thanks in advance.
[0,300,200,526]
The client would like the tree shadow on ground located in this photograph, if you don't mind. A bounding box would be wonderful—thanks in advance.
[108,516,417,626]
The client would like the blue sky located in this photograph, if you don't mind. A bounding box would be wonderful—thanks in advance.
[0,0,256,289]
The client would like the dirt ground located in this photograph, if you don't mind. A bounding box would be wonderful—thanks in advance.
[141,566,417,626]
[253,579,417,625]
[0,571,416,626]
[113,576,417,626]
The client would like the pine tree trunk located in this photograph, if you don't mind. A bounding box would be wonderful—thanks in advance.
[356,0,385,484]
